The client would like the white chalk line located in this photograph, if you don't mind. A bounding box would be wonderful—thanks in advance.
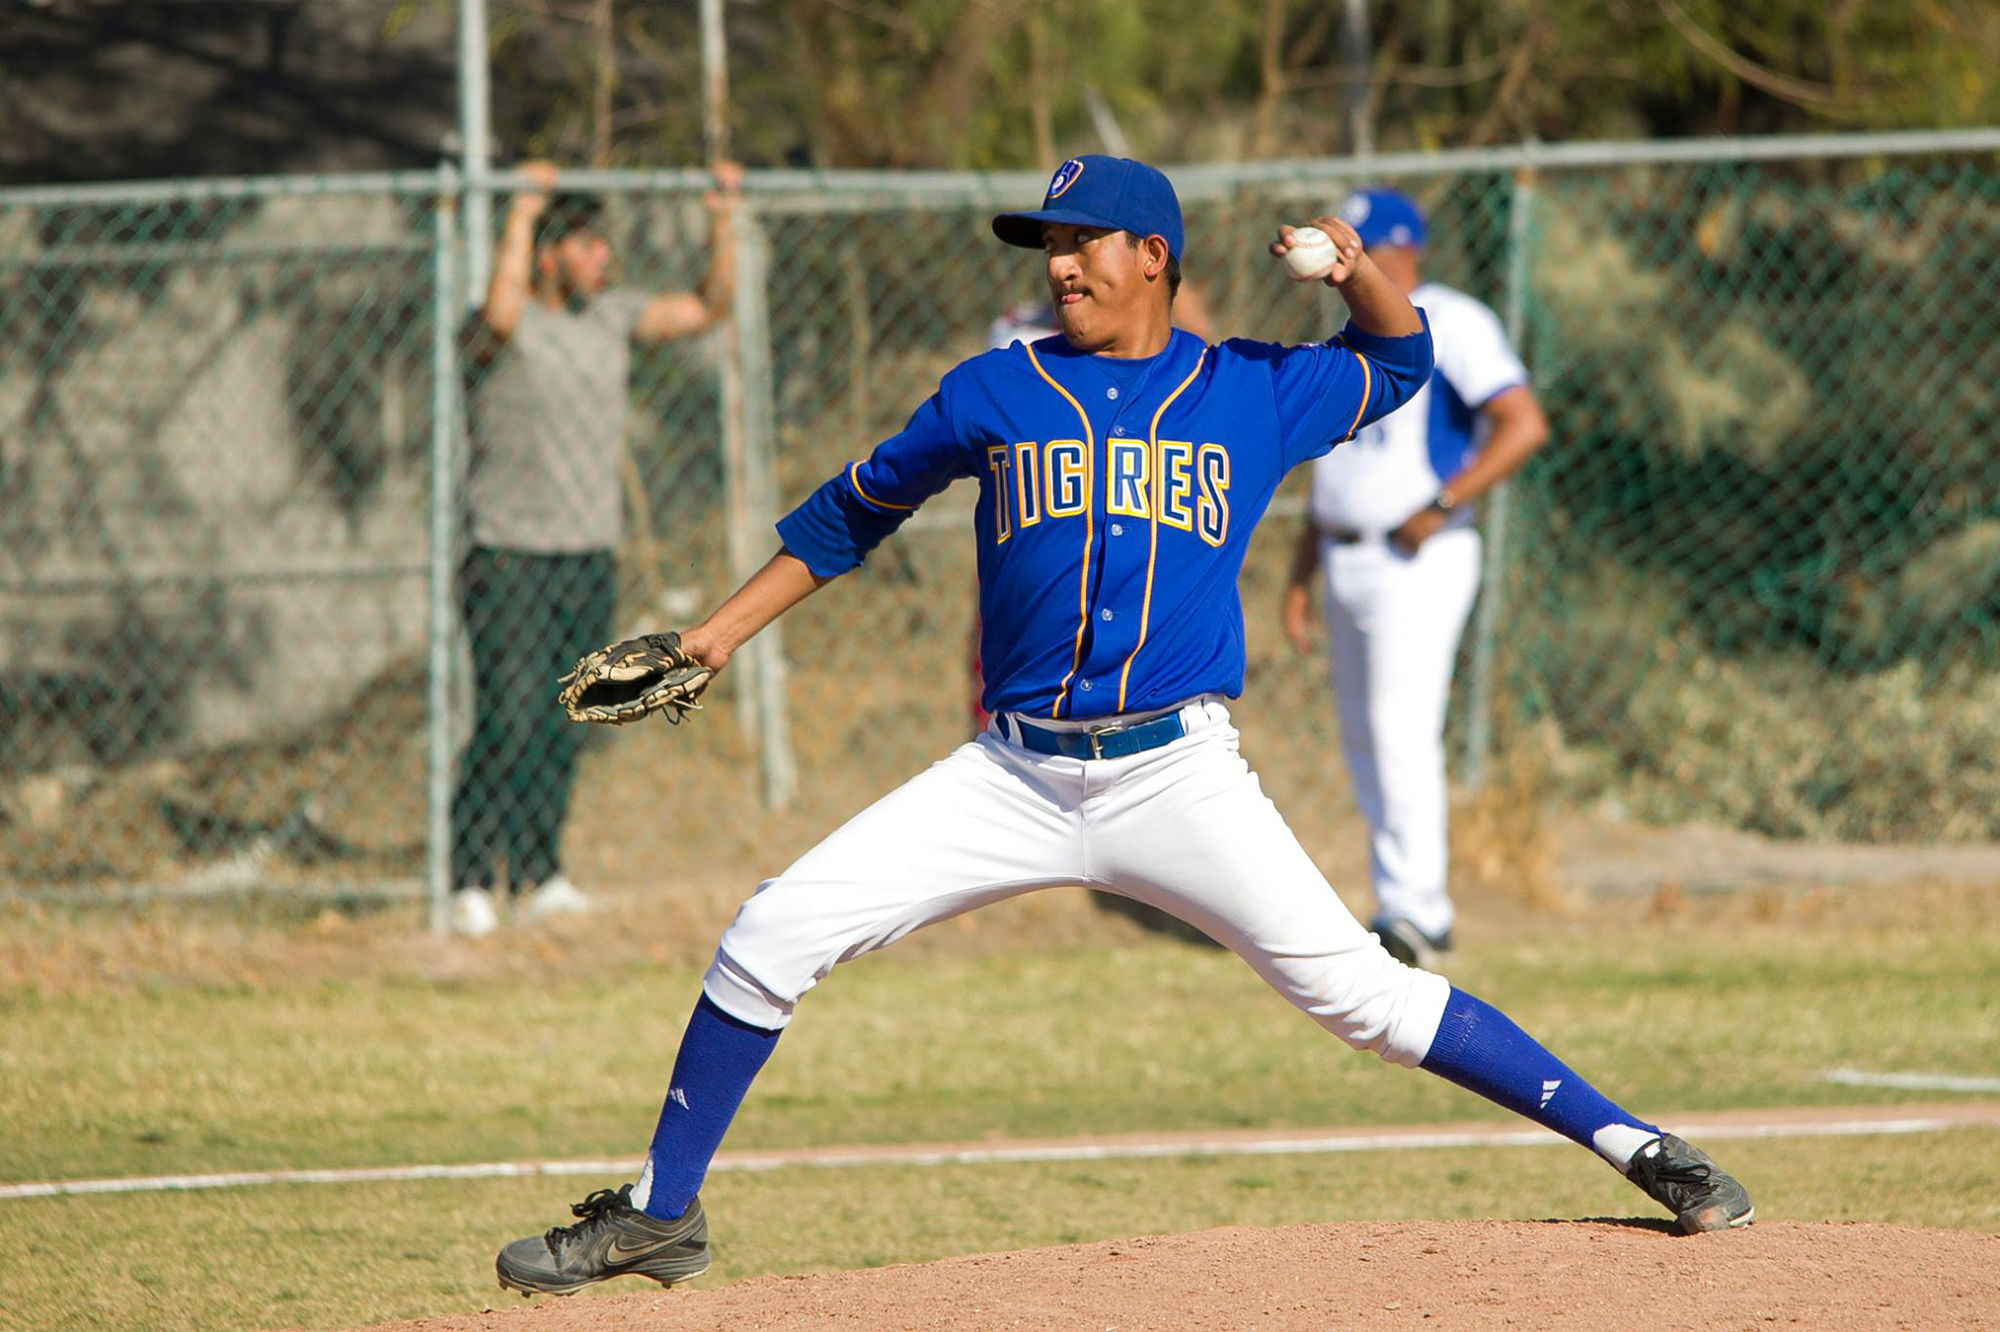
[1821,1067,2000,1094]
[4,1105,1996,1203]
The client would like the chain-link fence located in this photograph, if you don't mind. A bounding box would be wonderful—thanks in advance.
[0,175,448,903]
[3,131,1995,924]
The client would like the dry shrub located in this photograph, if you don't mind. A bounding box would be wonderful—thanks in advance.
[1665,321,1813,467]
[1453,715,1573,917]
[1534,204,1811,468]
[1890,520,2000,621]
[1839,519,2000,661]
[1502,526,1998,844]
[1615,657,2000,842]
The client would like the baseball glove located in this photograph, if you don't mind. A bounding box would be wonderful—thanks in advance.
[558,631,714,726]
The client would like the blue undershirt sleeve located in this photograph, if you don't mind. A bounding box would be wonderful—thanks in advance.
[774,385,972,578]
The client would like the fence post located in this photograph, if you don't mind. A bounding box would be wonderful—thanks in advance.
[457,0,494,302]
[736,210,797,809]
[1463,147,1537,791]
[426,163,463,935]
[719,206,762,746]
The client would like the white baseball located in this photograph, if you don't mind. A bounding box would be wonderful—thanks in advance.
[1281,225,1339,281]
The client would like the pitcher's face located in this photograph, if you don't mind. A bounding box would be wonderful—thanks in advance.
[1042,223,1166,353]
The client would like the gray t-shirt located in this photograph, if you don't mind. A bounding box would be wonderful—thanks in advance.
[466,288,649,552]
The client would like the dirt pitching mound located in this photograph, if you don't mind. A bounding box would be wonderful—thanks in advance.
[374,1219,1996,1332]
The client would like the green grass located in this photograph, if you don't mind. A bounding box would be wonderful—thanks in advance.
[1,893,1996,1331]
[5,915,1995,1182]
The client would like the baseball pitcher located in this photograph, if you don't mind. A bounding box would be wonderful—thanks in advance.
[495,156,1750,1298]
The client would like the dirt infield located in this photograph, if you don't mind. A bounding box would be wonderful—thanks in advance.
[372,1219,1996,1332]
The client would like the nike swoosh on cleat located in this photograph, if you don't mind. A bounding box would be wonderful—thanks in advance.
[606,1235,673,1263]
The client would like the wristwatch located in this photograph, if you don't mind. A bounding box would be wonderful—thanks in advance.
[1428,488,1459,515]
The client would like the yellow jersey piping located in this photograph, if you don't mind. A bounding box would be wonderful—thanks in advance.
[847,461,918,511]
[1338,349,1374,442]
[1025,342,1095,718]
[1116,348,1206,712]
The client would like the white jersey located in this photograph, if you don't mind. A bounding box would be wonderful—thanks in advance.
[985,299,1058,351]
[1309,281,1527,534]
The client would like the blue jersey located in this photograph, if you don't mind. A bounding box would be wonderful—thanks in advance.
[779,317,1433,720]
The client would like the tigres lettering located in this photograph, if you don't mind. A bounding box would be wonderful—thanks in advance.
[1107,440,1148,517]
[1045,440,1088,516]
[992,437,1229,547]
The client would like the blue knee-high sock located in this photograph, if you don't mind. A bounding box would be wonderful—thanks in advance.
[1420,987,1660,1164]
[636,993,781,1221]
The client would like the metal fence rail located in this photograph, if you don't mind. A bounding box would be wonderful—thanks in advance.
[2,129,1994,924]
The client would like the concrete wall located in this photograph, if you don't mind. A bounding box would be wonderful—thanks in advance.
[0,192,437,768]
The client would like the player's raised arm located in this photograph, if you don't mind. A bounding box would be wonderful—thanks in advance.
[1274,215,1424,339]
[1266,221,1435,468]
[634,161,743,343]
[465,160,560,362]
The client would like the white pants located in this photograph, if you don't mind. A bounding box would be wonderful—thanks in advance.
[703,697,1450,1067]
[1321,527,1483,940]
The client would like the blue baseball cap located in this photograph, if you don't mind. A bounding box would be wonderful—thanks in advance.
[1340,188,1427,249]
[993,156,1185,260]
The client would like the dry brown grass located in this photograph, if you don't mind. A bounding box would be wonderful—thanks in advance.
[1451,747,1572,919]
[0,866,1170,1000]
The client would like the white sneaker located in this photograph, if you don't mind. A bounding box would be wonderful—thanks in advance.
[451,887,499,938]
[521,874,593,921]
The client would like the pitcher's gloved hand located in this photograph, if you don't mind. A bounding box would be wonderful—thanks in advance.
[558,631,714,725]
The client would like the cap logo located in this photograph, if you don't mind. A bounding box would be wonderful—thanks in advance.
[1047,158,1085,201]
[1340,194,1372,225]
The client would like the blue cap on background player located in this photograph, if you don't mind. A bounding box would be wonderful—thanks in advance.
[1340,188,1427,249]
[992,156,1185,260]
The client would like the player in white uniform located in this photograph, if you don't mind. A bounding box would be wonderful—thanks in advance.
[1283,188,1550,968]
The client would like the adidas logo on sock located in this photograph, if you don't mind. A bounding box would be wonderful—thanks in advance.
[1539,1078,1562,1108]
[667,1087,690,1110]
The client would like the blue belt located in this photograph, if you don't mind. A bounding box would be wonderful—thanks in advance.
[1011,710,1186,760]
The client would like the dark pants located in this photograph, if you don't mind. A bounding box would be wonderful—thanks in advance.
[450,546,615,894]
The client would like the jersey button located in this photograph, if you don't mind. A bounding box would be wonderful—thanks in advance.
[1112,425,1126,436]
[1100,609,1114,621]
[1110,523,1125,536]
[1079,680,1094,691]
[1106,387,1119,400]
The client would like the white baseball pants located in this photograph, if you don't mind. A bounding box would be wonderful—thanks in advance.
[1320,526,1483,940]
[702,697,1450,1067]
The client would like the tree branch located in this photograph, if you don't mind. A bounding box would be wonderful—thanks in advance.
[1464,10,1546,147]
[1247,0,1287,160]
[1657,0,1849,111]
[1283,50,1515,92]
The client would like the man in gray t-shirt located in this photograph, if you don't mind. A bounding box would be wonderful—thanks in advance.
[451,159,741,938]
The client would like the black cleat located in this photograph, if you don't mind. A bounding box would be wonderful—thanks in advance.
[1371,916,1452,969]
[1625,1133,1755,1234]
[495,1185,710,1295]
